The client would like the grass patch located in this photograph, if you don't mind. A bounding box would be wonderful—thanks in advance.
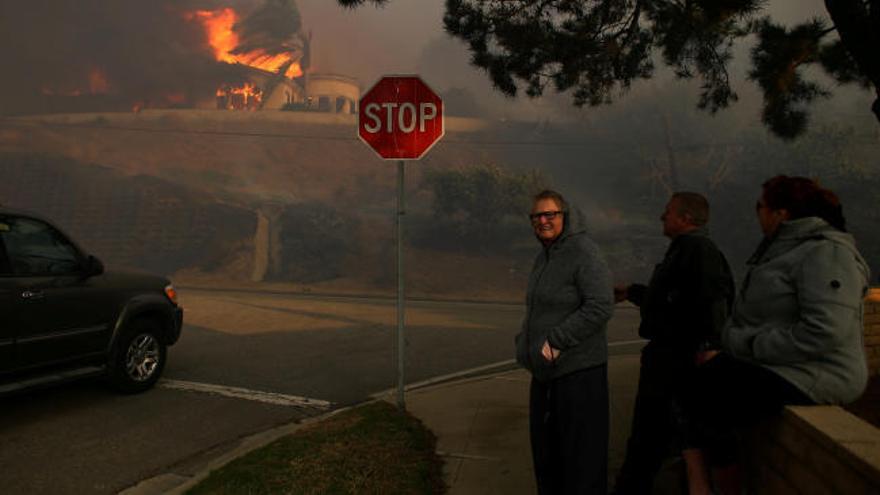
[186,401,445,495]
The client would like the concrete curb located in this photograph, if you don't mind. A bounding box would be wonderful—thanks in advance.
[119,405,355,495]
[369,359,520,401]
[118,360,526,495]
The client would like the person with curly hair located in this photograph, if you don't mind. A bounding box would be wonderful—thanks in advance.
[681,175,871,495]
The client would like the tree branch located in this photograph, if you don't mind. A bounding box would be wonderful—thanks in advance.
[824,0,880,126]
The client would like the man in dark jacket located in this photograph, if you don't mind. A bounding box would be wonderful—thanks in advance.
[516,189,614,494]
[611,192,735,495]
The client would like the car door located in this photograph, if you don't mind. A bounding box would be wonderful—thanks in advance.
[0,214,112,370]
[0,224,14,373]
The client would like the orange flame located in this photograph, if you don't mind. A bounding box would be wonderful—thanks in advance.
[42,67,110,96]
[186,8,239,63]
[285,62,303,78]
[186,8,303,79]
[88,68,109,94]
[216,82,263,110]
[165,92,186,105]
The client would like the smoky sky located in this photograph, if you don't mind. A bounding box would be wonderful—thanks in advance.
[233,0,303,56]
[0,0,859,120]
[0,0,302,113]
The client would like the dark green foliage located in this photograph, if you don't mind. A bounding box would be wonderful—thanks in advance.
[338,0,880,139]
[819,39,871,87]
[275,203,356,283]
[336,0,388,7]
[646,1,761,112]
[444,0,655,107]
[416,163,545,253]
[748,18,831,139]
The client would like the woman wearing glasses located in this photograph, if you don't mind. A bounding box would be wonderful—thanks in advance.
[682,175,870,494]
[515,189,614,494]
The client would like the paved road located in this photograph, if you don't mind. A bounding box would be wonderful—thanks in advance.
[0,288,643,494]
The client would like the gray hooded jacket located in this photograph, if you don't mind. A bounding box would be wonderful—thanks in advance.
[723,217,871,404]
[515,212,613,382]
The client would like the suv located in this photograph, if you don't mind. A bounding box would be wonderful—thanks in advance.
[0,208,183,394]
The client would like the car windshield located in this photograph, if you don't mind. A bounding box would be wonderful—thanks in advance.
[0,216,81,276]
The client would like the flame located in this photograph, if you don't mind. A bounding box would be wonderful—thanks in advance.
[41,67,110,96]
[88,68,109,94]
[165,93,186,105]
[186,8,239,64]
[186,8,303,79]
[216,83,263,110]
[229,83,261,103]
[285,62,303,78]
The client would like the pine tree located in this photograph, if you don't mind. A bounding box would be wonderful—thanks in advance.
[339,0,880,140]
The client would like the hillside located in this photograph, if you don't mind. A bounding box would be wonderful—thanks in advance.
[0,110,535,301]
[0,110,493,206]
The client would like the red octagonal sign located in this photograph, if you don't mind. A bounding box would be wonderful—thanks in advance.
[358,76,444,160]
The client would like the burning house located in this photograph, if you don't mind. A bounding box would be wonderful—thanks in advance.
[179,3,360,113]
[2,0,359,115]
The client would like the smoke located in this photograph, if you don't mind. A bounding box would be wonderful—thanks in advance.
[232,0,304,56]
[0,0,303,114]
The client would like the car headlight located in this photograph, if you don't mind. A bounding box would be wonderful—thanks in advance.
[164,284,179,306]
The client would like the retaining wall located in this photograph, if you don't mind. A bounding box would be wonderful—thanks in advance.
[743,295,880,493]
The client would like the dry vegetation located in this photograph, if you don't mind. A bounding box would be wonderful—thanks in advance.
[0,110,529,302]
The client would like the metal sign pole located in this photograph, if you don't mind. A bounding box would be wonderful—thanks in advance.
[358,76,443,411]
[396,159,406,410]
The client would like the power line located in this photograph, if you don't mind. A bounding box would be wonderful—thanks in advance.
[0,117,622,148]
[2,117,877,149]
[0,118,353,141]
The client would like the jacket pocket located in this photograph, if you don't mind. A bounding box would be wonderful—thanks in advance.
[529,336,554,376]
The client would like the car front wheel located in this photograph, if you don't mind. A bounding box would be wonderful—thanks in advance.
[108,319,167,393]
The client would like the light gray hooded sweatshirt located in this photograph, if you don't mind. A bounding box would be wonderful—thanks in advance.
[723,217,871,404]
[515,211,613,382]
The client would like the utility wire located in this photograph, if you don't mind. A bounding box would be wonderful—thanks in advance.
[0,117,627,148]
[2,117,877,148]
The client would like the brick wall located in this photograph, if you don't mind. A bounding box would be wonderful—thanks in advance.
[0,152,257,276]
[739,295,880,494]
[744,406,880,494]
[867,294,880,377]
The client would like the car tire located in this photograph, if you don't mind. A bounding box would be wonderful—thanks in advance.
[108,318,167,393]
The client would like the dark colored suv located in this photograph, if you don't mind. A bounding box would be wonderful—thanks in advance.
[0,207,183,394]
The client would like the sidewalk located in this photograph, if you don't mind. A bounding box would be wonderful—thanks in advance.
[405,353,683,494]
[140,353,679,495]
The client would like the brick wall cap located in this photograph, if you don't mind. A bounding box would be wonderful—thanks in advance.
[785,405,880,485]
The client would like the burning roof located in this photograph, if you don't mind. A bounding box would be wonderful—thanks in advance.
[186,1,306,79]
[0,0,308,114]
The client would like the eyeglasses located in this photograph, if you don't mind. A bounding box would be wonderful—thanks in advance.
[530,210,563,222]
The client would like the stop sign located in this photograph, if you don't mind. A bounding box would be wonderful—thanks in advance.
[358,76,444,160]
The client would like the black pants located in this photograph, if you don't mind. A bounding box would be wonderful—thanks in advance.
[681,353,814,466]
[612,363,687,495]
[529,364,609,495]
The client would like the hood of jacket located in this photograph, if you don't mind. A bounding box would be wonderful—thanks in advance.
[537,206,588,250]
[748,217,870,280]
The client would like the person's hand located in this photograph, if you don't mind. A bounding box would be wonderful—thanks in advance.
[541,340,560,362]
[695,350,720,366]
[614,284,629,303]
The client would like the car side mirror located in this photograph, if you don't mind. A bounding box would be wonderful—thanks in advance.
[85,255,104,277]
